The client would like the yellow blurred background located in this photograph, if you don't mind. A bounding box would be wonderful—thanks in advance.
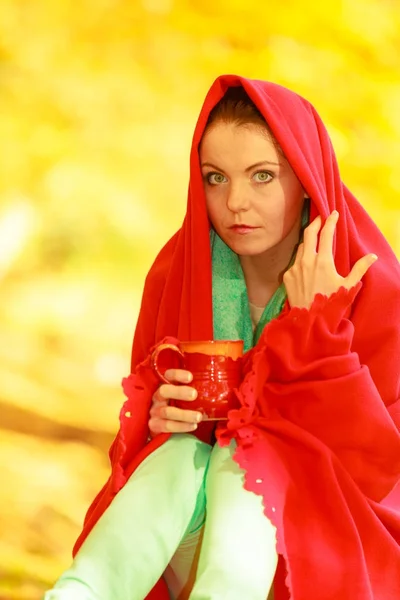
[1,0,399,597]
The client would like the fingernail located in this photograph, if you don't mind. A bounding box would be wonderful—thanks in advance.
[332,210,339,217]
[190,390,197,400]
[191,423,198,430]
[186,373,193,383]
[371,254,378,261]
[195,413,203,423]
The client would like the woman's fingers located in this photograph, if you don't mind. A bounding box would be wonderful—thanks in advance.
[150,367,202,435]
[153,383,197,404]
[148,417,199,434]
[150,403,202,425]
[346,253,378,288]
[293,242,304,266]
[149,404,202,434]
[318,211,338,260]
[302,215,322,262]
[284,242,305,306]
[164,369,193,384]
[152,369,195,404]
[284,210,377,310]
[151,404,203,423]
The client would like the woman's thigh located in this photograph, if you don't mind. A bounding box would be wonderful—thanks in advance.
[45,434,212,600]
[191,440,278,599]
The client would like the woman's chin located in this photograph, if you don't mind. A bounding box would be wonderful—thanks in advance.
[222,236,274,257]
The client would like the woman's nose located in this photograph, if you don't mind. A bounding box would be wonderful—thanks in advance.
[226,184,250,213]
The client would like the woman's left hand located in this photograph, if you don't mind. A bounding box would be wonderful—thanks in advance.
[283,211,378,310]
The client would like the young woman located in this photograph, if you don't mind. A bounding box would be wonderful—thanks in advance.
[44,76,400,600]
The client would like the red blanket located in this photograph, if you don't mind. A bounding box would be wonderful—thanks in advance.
[73,75,400,599]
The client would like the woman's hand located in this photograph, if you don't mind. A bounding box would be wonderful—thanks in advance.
[149,369,203,436]
[283,211,378,310]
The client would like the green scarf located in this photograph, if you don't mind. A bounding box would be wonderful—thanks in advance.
[211,200,310,352]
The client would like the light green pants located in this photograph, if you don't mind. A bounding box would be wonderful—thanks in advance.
[44,435,277,600]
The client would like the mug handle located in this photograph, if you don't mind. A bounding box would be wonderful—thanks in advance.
[151,343,185,384]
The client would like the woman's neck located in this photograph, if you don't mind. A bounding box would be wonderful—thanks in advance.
[239,222,300,307]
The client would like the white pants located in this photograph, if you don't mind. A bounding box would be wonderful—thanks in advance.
[44,435,277,600]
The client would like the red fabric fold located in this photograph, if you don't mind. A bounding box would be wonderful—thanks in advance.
[217,286,400,598]
[73,75,400,599]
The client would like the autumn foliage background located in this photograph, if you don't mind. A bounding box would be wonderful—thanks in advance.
[1,0,399,597]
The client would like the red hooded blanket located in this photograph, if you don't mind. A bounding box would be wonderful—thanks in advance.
[73,75,400,599]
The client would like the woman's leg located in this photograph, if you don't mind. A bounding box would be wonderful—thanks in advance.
[164,524,204,600]
[190,440,278,600]
[44,434,211,600]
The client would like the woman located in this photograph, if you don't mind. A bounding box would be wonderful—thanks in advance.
[44,76,400,600]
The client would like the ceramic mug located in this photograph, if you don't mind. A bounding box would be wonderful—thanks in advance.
[151,340,244,420]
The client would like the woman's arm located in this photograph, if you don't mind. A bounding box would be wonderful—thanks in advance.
[259,285,400,501]
[253,212,400,501]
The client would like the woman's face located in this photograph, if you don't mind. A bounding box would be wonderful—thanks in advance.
[199,122,306,258]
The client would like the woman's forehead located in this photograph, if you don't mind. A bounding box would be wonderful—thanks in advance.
[200,122,282,164]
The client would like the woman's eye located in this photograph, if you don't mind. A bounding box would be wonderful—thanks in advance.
[253,171,273,183]
[207,172,227,185]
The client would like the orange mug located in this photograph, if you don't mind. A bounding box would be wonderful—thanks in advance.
[151,340,243,421]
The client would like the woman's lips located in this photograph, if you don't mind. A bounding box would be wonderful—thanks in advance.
[230,225,259,235]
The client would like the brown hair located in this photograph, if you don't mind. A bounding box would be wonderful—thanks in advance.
[204,86,282,154]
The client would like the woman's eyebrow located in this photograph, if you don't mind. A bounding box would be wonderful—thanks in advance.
[200,160,282,171]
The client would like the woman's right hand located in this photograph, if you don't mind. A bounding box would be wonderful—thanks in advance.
[149,369,203,436]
